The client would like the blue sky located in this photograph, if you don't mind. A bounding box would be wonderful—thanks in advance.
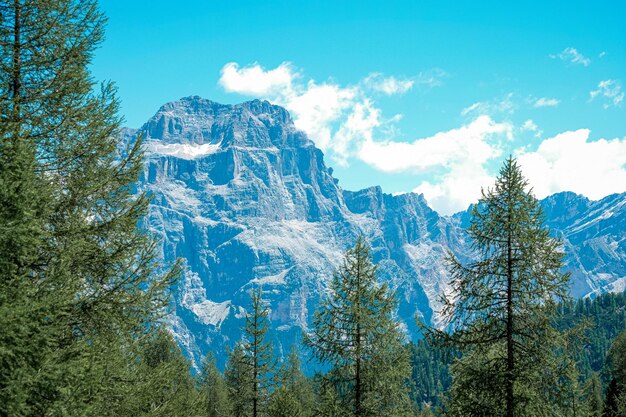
[94,0,626,214]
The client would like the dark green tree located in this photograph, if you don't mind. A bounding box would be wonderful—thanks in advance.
[305,236,413,417]
[131,330,198,417]
[434,157,571,417]
[199,353,233,417]
[604,331,626,417]
[226,343,253,417]
[242,288,276,417]
[0,1,178,415]
[268,346,315,417]
[588,372,604,417]
[267,386,304,417]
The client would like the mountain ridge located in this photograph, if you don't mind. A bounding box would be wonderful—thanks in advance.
[129,96,626,367]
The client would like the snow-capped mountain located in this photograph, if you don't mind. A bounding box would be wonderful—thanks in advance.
[130,96,626,366]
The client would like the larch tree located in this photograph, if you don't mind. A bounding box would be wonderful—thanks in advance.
[604,331,626,417]
[242,288,276,417]
[268,346,315,417]
[199,353,233,417]
[0,1,179,415]
[226,343,253,417]
[305,236,413,417]
[435,157,571,417]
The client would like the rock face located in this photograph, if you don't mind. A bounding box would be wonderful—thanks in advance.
[132,96,626,367]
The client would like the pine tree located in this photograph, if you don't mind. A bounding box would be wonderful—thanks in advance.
[269,347,315,417]
[130,329,198,417]
[242,288,276,417]
[226,343,253,417]
[199,353,233,417]
[588,372,604,417]
[0,1,179,415]
[267,387,305,417]
[433,157,571,417]
[604,331,626,417]
[305,236,413,417]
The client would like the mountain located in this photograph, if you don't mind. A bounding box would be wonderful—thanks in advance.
[129,96,626,367]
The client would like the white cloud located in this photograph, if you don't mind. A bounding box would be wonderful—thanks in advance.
[590,79,624,108]
[219,62,297,96]
[357,116,512,215]
[362,68,448,95]
[218,62,362,159]
[364,73,414,95]
[218,62,626,216]
[522,119,538,132]
[521,119,542,139]
[517,130,626,200]
[551,47,591,66]
[412,163,496,216]
[461,93,516,117]
[218,62,449,166]
[359,115,510,173]
[286,82,358,152]
[534,97,560,108]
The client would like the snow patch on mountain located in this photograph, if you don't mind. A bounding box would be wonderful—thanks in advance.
[147,140,222,159]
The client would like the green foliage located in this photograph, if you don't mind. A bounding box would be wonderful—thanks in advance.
[305,236,413,417]
[267,386,305,417]
[0,1,180,415]
[242,288,276,417]
[128,330,198,417]
[433,157,572,417]
[604,331,626,417]
[411,291,626,415]
[226,343,253,417]
[199,353,233,417]
[409,339,454,408]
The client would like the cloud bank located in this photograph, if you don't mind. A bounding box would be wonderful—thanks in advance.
[218,62,626,215]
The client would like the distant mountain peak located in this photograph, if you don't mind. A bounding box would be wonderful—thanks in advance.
[141,96,311,155]
[126,97,626,368]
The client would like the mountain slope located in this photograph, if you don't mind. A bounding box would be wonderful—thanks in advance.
[130,96,626,366]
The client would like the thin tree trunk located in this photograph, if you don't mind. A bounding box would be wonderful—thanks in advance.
[12,0,22,103]
[506,182,515,417]
[355,247,363,417]
[356,322,361,417]
[253,312,258,417]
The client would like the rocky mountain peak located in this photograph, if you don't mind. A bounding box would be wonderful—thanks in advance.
[129,98,626,368]
[140,96,309,151]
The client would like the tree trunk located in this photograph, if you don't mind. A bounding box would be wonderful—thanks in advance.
[355,323,362,417]
[506,184,515,417]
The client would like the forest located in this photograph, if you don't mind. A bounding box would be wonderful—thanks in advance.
[1,1,625,416]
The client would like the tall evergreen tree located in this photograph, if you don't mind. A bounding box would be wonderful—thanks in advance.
[0,1,179,415]
[199,353,233,417]
[305,236,413,417]
[268,346,315,417]
[604,331,626,417]
[242,288,276,417]
[434,157,571,417]
[226,343,253,417]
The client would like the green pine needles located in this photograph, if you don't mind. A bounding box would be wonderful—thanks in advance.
[305,236,414,417]
[434,157,573,417]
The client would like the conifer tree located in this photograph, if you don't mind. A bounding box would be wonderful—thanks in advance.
[268,346,315,417]
[199,353,233,417]
[226,343,253,417]
[435,157,571,417]
[0,1,179,415]
[131,329,197,417]
[242,288,276,417]
[305,236,413,417]
[588,372,604,417]
[604,331,626,417]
